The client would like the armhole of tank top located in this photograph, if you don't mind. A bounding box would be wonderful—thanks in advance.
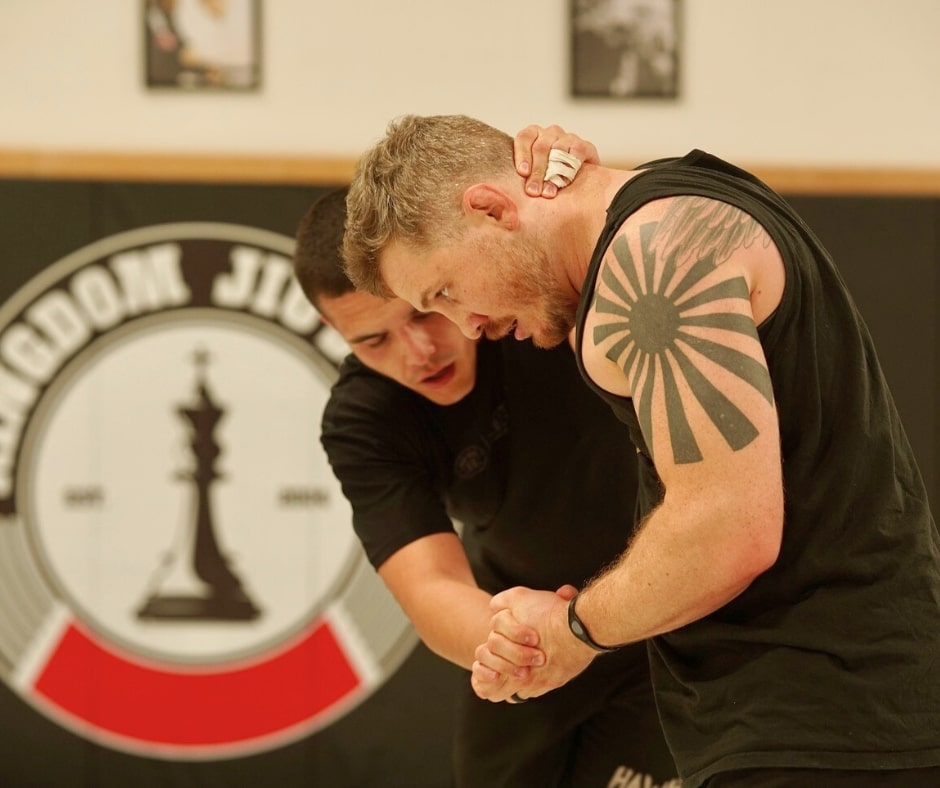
[752,209,800,350]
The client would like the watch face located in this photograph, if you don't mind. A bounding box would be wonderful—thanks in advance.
[568,598,589,641]
[568,596,615,652]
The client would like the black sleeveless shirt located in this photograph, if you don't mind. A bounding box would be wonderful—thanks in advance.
[575,150,940,784]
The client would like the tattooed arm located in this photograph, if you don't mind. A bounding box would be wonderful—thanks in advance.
[472,195,785,702]
[571,195,784,636]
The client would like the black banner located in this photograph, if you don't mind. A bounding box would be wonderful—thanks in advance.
[0,179,463,788]
[0,178,934,788]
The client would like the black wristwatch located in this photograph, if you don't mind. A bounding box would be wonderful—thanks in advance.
[567,592,619,653]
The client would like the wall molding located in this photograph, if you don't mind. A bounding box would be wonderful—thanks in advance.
[2,149,940,196]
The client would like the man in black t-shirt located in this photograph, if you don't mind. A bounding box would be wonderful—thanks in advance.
[292,128,678,788]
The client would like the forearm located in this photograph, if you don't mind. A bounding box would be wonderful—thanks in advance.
[398,580,494,670]
[575,492,781,648]
[474,500,779,703]
[376,533,497,671]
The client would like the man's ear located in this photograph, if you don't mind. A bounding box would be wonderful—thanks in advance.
[462,184,519,230]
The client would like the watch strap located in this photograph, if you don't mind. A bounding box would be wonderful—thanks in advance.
[567,592,619,653]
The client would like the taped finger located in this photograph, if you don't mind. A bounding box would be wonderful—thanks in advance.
[544,149,582,188]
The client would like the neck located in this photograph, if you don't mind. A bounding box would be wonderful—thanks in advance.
[553,165,636,296]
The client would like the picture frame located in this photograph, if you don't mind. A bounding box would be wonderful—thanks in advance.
[144,0,261,91]
[570,0,680,99]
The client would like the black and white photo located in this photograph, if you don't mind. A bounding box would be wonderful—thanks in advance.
[571,0,680,98]
[145,0,261,90]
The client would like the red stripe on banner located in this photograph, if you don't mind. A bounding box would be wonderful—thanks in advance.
[33,620,360,745]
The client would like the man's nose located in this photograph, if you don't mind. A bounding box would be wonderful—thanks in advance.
[461,313,486,340]
[400,323,435,363]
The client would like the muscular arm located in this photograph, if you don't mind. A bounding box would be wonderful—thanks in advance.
[578,197,784,641]
[380,532,539,671]
[477,196,785,699]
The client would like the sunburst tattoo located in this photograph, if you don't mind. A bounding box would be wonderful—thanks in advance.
[592,204,775,465]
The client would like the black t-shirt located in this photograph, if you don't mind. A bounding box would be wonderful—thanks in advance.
[321,339,639,594]
[575,150,940,784]
[322,340,679,785]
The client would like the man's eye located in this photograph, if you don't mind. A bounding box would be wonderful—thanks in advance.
[438,286,450,300]
[364,336,387,349]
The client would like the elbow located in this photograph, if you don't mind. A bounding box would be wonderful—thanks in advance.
[746,531,781,580]
[736,507,784,584]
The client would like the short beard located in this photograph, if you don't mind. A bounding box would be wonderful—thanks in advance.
[521,238,576,348]
[535,291,576,348]
[486,231,576,349]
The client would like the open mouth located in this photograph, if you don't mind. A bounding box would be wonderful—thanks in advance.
[422,363,455,385]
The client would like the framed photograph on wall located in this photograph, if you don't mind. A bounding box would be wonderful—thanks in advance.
[570,0,680,99]
[145,0,261,90]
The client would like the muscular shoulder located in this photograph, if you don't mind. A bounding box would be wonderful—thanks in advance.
[582,194,784,398]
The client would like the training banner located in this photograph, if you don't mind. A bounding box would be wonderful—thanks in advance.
[0,178,462,788]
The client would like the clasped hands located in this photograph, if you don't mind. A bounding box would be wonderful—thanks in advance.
[470,584,598,703]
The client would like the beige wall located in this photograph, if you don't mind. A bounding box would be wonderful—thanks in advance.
[0,0,938,169]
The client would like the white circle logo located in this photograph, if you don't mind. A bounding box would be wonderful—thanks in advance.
[0,223,416,759]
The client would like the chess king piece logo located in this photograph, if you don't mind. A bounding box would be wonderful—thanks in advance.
[0,223,416,758]
[138,348,261,622]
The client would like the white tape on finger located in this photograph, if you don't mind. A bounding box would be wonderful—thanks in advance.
[544,149,582,188]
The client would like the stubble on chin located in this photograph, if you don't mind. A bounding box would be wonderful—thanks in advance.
[488,235,576,348]
[532,317,574,349]
[533,281,577,348]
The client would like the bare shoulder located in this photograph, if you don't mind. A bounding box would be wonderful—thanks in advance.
[581,194,781,469]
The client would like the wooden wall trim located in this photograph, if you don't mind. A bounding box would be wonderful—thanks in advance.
[0,149,355,186]
[2,149,940,196]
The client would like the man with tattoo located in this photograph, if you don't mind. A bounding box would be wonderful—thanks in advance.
[294,127,678,787]
[341,115,940,787]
